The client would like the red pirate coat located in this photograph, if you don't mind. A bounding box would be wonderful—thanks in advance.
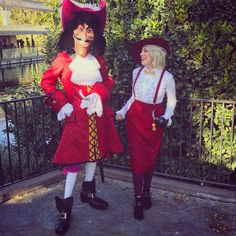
[41,52,123,164]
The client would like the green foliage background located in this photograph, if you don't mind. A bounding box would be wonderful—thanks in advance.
[104,0,236,100]
[43,0,236,100]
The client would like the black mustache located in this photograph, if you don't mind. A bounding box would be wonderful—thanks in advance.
[73,35,92,43]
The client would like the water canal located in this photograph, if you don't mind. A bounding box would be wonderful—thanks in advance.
[0,61,47,144]
[0,61,47,91]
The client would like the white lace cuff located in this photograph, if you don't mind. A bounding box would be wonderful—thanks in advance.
[57,103,74,121]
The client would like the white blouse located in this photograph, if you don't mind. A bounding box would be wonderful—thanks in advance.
[117,67,177,124]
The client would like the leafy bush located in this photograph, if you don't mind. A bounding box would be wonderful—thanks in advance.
[104,0,236,100]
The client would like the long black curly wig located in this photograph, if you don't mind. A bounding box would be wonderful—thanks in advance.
[58,12,106,56]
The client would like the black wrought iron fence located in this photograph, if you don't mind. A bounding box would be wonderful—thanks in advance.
[107,94,236,189]
[0,94,235,189]
[0,96,61,187]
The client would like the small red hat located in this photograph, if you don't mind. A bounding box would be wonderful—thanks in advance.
[130,37,170,64]
[61,0,106,32]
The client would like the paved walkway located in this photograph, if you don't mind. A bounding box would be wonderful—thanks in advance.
[0,170,236,236]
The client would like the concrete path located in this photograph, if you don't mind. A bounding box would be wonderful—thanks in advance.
[0,170,236,236]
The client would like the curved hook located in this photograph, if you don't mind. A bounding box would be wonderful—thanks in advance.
[152,110,158,120]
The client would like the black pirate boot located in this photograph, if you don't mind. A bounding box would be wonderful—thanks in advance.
[134,195,144,220]
[55,196,73,235]
[142,191,152,210]
[80,179,108,210]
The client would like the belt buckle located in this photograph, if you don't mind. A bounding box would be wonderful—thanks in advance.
[59,213,67,219]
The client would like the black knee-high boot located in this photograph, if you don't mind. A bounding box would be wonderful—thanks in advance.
[142,191,152,210]
[142,170,153,210]
[55,196,73,235]
[80,179,108,210]
[132,172,144,220]
[134,195,144,220]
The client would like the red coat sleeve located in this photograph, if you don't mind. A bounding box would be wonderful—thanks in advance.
[91,56,114,103]
[40,53,68,112]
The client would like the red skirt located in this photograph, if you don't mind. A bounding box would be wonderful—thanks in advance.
[126,100,164,174]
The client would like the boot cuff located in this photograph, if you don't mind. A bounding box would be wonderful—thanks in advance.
[55,196,73,212]
[82,180,96,193]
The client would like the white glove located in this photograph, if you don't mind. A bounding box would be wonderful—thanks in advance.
[80,90,103,117]
[57,103,74,121]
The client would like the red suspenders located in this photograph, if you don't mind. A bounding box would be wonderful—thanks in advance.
[132,67,166,131]
[132,67,166,104]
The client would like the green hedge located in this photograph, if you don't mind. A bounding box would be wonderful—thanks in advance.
[104,0,236,100]
[43,0,236,100]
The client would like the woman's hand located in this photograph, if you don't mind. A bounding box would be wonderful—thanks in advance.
[155,116,168,128]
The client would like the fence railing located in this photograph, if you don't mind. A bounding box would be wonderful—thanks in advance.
[109,94,236,189]
[0,95,235,189]
[0,47,45,66]
[0,96,61,187]
[1,47,44,59]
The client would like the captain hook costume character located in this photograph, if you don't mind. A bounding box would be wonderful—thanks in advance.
[116,37,177,220]
[40,0,123,234]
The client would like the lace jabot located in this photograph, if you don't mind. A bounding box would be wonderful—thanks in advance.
[69,54,103,86]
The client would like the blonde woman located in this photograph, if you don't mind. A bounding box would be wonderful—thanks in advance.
[116,37,177,220]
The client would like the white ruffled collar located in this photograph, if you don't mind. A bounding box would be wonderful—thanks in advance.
[69,54,103,86]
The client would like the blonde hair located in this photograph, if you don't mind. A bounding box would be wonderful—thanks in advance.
[145,45,167,69]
